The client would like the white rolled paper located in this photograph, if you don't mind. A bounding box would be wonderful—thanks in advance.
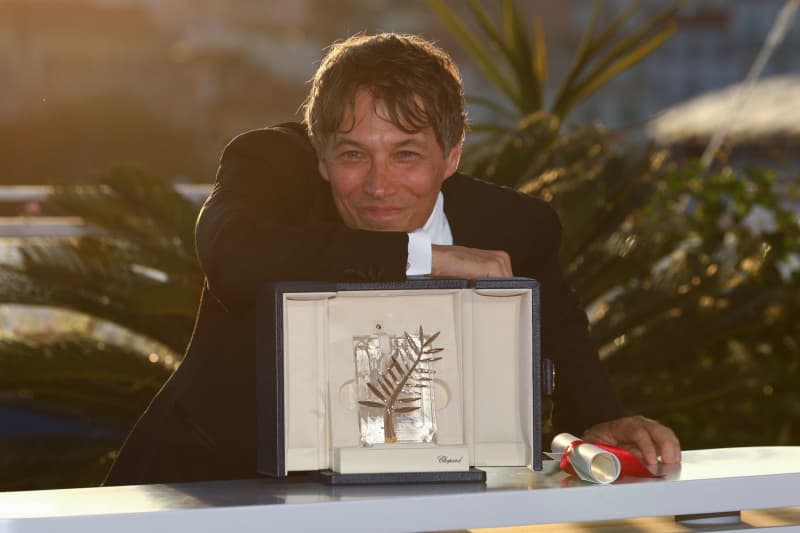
[551,433,621,484]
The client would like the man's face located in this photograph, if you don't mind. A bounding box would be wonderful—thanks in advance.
[318,89,461,232]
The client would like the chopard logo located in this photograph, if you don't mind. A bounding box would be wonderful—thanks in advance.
[437,455,463,464]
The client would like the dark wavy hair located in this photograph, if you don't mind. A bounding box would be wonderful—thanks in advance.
[303,33,466,155]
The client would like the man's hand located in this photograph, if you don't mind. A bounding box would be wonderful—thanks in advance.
[582,415,681,465]
[431,244,512,279]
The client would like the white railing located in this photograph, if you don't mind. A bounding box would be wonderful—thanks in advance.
[0,184,212,237]
[0,184,212,203]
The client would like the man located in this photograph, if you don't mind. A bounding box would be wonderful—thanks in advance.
[105,33,679,485]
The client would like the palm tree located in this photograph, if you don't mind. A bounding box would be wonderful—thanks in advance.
[0,166,202,489]
[429,0,800,447]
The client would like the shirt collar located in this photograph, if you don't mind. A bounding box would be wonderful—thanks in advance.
[421,191,452,245]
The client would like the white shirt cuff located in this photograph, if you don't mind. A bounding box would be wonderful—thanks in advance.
[406,230,432,276]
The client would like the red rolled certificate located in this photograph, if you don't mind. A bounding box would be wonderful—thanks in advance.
[549,433,660,483]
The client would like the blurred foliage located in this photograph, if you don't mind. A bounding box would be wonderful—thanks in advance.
[428,0,679,186]
[432,0,800,447]
[0,166,202,353]
[1,435,121,492]
[0,336,171,490]
[0,167,202,490]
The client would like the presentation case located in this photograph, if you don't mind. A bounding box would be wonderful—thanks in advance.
[255,278,544,482]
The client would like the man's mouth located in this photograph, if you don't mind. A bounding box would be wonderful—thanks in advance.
[360,206,403,219]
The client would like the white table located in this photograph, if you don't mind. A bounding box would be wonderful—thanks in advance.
[1,447,799,533]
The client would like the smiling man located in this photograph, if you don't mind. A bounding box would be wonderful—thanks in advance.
[318,89,458,232]
[316,87,512,279]
[105,33,679,485]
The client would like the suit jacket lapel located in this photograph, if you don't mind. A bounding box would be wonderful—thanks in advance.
[442,173,483,249]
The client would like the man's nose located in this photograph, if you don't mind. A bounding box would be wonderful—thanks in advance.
[364,160,391,198]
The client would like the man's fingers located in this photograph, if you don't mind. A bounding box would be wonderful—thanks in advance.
[634,417,681,464]
[489,250,512,277]
[477,249,511,277]
[626,422,658,465]
[619,443,645,463]
[431,245,513,279]
[581,426,615,447]
[583,415,681,466]
[501,251,512,275]
[648,422,681,463]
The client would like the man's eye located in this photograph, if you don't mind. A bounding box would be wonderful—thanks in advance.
[340,151,363,160]
[397,151,418,160]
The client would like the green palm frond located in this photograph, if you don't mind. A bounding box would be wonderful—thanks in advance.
[0,335,172,490]
[0,166,200,488]
[432,0,800,449]
[432,0,679,124]
[427,0,523,108]
[50,166,198,268]
[1,166,203,352]
[0,335,171,426]
[551,2,680,118]
[430,1,680,186]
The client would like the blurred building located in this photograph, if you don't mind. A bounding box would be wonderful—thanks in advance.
[648,75,800,147]
[0,0,317,183]
[4,0,798,127]
[0,1,165,120]
[0,0,312,124]
[647,74,800,195]
[572,0,800,130]
[1,0,798,183]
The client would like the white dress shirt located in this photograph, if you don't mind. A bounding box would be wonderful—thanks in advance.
[406,192,453,275]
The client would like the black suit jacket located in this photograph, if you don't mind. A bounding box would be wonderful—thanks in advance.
[105,123,623,485]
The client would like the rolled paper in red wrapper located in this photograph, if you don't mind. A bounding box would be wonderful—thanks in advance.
[550,433,660,484]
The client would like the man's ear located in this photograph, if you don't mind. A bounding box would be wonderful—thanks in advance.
[318,158,330,182]
[443,141,463,181]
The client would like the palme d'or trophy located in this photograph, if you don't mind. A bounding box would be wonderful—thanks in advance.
[354,326,443,446]
[256,279,542,483]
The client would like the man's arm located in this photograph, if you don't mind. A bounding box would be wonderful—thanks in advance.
[196,127,408,308]
[531,207,680,463]
[533,207,626,432]
[431,189,679,464]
